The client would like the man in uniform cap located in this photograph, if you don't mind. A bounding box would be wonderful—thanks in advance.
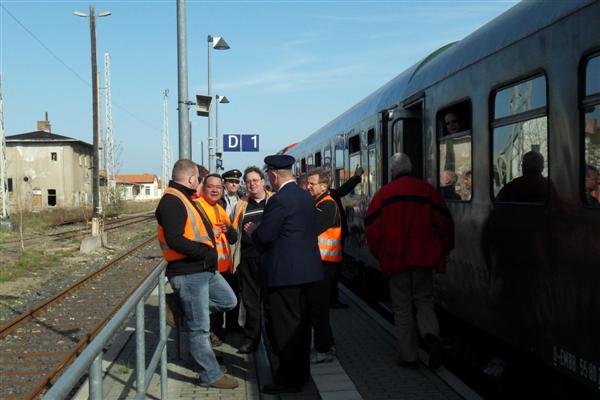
[221,169,243,219]
[244,154,323,394]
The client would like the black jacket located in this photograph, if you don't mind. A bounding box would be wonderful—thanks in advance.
[155,181,218,277]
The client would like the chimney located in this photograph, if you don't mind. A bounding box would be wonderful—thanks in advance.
[36,112,51,132]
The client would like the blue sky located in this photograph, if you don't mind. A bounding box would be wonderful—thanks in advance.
[1,0,516,176]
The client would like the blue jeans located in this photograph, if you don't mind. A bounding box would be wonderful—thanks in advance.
[169,271,237,383]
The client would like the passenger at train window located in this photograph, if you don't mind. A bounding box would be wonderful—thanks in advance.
[463,170,472,201]
[496,150,548,203]
[440,170,461,201]
[585,164,600,207]
[444,112,464,135]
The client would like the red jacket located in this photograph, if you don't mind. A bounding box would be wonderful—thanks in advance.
[365,175,454,276]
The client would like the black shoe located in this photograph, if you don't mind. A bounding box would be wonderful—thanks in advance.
[238,340,258,354]
[261,383,302,394]
[330,301,349,309]
[426,334,443,370]
[397,359,419,369]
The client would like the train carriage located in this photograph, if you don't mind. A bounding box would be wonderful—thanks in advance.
[283,0,600,394]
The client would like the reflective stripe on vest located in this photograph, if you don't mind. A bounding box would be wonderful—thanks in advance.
[195,197,234,273]
[158,187,214,262]
[231,191,273,229]
[316,194,342,262]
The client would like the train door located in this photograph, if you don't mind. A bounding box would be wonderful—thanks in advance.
[387,103,423,180]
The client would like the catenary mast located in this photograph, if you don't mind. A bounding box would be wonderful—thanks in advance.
[162,89,172,188]
[0,74,8,219]
[104,53,116,201]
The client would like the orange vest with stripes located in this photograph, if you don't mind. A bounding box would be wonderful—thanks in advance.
[231,191,273,230]
[195,197,234,273]
[158,187,214,262]
[316,194,343,263]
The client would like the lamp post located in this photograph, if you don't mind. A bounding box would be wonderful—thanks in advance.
[74,5,111,235]
[215,95,229,171]
[207,35,229,172]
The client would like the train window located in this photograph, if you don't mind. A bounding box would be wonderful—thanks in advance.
[491,74,548,203]
[349,152,362,196]
[301,158,307,173]
[324,147,332,168]
[307,155,313,168]
[348,135,360,153]
[437,101,472,201]
[295,161,300,176]
[315,151,322,167]
[368,148,376,196]
[583,54,600,208]
[367,129,375,145]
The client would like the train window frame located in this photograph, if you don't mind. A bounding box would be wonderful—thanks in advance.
[436,99,473,202]
[301,158,307,173]
[580,51,600,209]
[307,155,314,168]
[324,146,332,169]
[315,151,322,167]
[489,71,549,204]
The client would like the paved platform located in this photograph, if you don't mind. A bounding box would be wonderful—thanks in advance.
[83,285,478,400]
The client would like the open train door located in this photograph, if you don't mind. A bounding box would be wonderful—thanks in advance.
[384,102,423,182]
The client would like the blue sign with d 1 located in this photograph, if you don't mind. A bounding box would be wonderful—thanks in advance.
[223,134,241,152]
[223,134,259,152]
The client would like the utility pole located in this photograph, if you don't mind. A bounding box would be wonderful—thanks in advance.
[176,0,191,159]
[0,73,9,221]
[162,89,172,188]
[104,52,116,203]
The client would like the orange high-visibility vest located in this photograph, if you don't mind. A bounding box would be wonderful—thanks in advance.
[316,194,342,263]
[158,187,214,262]
[231,191,272,230]
[195,197,234,273]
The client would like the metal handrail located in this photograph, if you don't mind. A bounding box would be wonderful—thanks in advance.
[43,260,170,400]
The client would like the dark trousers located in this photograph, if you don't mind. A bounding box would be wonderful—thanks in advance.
[263,284,312,387]
[308,263,336,352]
[237,257,261,343]
[329,252,344,304]
[211,271,240,337]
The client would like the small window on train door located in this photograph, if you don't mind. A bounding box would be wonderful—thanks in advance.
[324,147,332,169]
[491,74,548,203]
[348,134,362,196]
[335,134,346,188]
[315,151,322,167]
[295,161,301,176]
[367,129,377,196]
[582,53,600,208]
[307,155,314,169]
[437,100,472,202]
[301,158,307,173]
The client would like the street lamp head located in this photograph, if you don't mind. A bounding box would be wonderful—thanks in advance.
[73,11,88,17]
[212,36,230,50]
[216,95,230,104]
[98,11,112,17]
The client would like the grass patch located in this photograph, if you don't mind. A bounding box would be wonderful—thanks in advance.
[0,248,74,283]
[115,360,131,374]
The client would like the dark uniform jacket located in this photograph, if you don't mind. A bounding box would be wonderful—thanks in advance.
[155,181,218,277]
[364,175,454,277]
[252,181,324,287]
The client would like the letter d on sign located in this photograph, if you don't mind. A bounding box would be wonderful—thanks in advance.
[223,134,241,151]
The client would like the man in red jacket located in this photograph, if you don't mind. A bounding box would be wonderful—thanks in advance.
[365,153,454,370]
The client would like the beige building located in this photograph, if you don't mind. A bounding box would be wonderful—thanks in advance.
[116,174,162,201]
[5,119,93,211]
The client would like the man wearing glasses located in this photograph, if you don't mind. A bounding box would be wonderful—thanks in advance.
[231,166,272,354]
[156,160,239,389]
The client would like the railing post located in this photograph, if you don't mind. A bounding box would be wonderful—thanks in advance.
[159,270,168,399]
[135,298,146,400]
[89,353,103,400]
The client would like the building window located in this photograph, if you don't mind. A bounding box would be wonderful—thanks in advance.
[145,187,150,196]
[7,178,13,192]
[48,189,57,207]
[51,152,58,161]
[437,100,472,201]
[583,53,600,207]
[492,74,548,203]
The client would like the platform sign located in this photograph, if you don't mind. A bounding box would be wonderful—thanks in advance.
[242,134,259,152]
[223,134,241,152]
[223,134,259,152]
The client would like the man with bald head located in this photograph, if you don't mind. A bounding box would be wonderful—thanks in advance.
[156,159,239,389]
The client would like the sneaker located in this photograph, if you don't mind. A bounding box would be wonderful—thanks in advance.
[210,332,223,347]
[426,334,443,370]
[312,347,336,364]
[199,374,239,389]
[165,293,181,328]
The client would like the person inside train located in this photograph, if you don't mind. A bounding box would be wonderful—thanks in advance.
[463,170,473,201]
[496,150,549,203]
[365,152,454,370]
[444,111,464,135]
[585,164,600,207]
[156,160,239,389]
[440,170,462,201]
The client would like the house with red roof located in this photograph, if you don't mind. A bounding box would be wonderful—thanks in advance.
[116,173,162,201]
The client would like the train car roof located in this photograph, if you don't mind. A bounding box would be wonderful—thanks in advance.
[289,0,595,156]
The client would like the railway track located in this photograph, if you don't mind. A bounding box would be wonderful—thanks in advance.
[1,214,155,247]
[0,235,162,399]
